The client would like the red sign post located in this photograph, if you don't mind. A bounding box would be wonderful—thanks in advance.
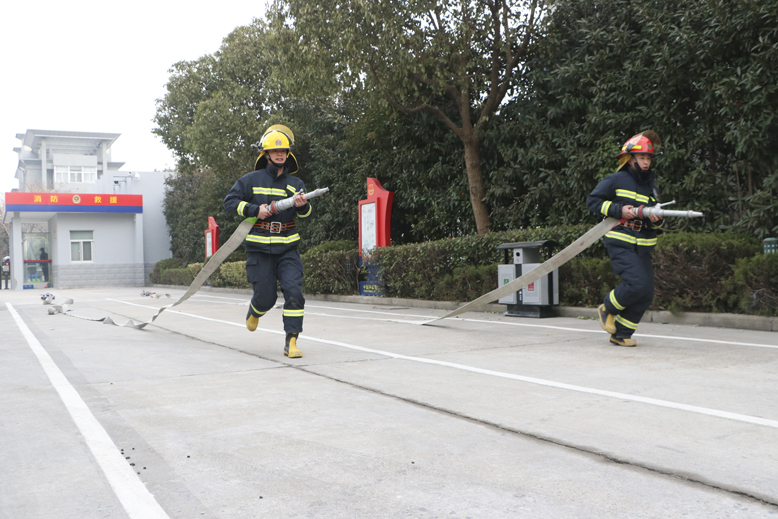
[358,178,394,296]
[358,178,394,258]
[204,217,220,258]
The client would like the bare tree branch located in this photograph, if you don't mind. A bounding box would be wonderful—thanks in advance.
[476,0,541,126]
[385,97,465,139]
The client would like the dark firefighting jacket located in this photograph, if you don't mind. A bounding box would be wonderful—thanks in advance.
[587,166,665,253]
[224,164,313,255]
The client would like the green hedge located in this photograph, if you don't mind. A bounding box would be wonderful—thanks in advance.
[149,258,189,284]
[151,230,777,316]
[725,254,778,316]
[559,258,619,308]
[430,265,497,303]
[367,224,596,299]
[157,267,194,286]
[302,249,359,295]
[184,261,250,289]
[652,233,761,313]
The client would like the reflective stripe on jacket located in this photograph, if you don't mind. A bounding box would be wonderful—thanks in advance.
[224,165,314,255]
[586,167,664,252]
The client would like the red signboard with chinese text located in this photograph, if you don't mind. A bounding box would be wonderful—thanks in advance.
[4,192,143,213]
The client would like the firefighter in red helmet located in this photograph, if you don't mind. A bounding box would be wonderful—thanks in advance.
[587,131,665,347]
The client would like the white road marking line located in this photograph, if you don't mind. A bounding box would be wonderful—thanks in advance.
[107,299,778,429]
[6,303,170,519]
[182,299,247,306]
[305,303,431,318]
[309,304,778,350]
[191,294,247,302]
[306,312,423,325]
[458,318,778,350]
[108,299,778,349]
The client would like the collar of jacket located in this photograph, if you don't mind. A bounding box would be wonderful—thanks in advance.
[262,164,288,180]
[625,164,655,185]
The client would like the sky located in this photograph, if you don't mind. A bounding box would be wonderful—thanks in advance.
[0,0,268,194]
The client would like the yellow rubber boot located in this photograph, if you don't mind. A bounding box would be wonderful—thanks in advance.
[610,334,637,347]
[246,309,259,332]
[284,333,302,358]
[598,305,616,335]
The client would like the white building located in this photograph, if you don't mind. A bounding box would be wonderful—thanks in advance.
[3,129,172,290]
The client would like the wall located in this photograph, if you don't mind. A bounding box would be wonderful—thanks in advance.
[135,171,172,280]
[49,213,145,288]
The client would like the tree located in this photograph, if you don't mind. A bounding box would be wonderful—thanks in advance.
[152,14,497,260]
[154,20,289,177]
[153,19,319,261]
[489,0,778,237]
[276,0,546,234]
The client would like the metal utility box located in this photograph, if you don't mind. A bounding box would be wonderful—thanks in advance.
[496,241,559,318]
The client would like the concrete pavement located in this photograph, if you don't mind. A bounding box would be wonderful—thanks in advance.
[1,287,777,518]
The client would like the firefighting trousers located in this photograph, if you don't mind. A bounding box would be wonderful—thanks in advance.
[602,246,654,338]
[245,249,305,334]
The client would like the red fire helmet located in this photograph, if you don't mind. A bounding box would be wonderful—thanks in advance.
[615,130,662,171]
[616,135,656,158]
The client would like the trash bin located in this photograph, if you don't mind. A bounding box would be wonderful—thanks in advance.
[764,238,777,254]
[496,241,559,318]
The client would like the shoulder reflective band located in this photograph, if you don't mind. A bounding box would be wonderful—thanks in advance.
[421,217,620,325]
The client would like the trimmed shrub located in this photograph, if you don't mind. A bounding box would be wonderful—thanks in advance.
[559,257,619,308]
[187,262,204,281]
[158,268,194,286]
[430,265,498,303]
[302,249,360,295]
[368,224,598,299]
[306,240,358,254]
[725,254,778,316]
[652,233,760,312]
[220,261,250,289]
[149,258,188,283]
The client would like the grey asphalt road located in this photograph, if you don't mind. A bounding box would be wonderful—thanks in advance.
[2,287,777,519]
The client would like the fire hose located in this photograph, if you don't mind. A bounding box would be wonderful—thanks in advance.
[422,203,703,325]
[48,188,330,328]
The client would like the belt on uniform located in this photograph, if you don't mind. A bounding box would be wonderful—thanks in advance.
[253,221,296,233]
[617,219,645,231]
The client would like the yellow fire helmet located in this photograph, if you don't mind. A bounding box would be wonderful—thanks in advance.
[616,130,662,172]
[254,124,299,174]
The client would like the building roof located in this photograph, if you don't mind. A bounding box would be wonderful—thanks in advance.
[15,129,121,156]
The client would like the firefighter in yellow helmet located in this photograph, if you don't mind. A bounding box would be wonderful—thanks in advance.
[224,125,313,358]
[586,131,665,347]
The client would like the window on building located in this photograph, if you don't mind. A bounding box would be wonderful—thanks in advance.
[55,166,97,184]
[70,231,94,262]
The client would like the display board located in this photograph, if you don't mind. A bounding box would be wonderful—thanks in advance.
[357,178,393,258]
[360,202,377,255]
[357,178,394,296]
